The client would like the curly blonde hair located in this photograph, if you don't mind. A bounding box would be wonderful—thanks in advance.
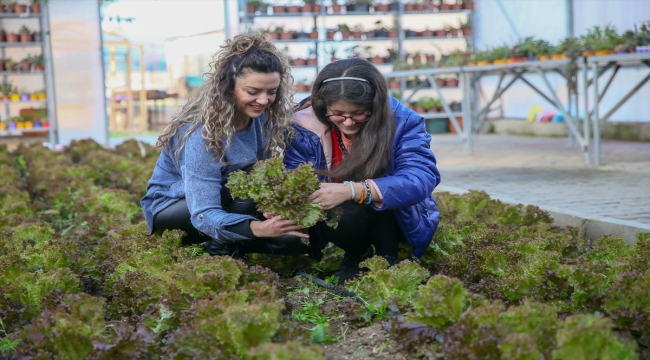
[156,31,295,162]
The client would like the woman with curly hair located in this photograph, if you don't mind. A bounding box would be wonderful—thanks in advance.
[141,32,310,257]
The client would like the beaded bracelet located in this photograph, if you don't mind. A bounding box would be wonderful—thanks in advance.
[361,181,372,204]
[357,184,366,205]
[343,181,355,200]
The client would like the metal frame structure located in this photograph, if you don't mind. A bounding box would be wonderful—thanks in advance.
[384,53,650,164]
[103,33,147,134]
[0,6,58,145]
[584,53,650,165]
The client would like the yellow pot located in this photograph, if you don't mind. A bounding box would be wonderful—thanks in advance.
[539,55,550,61]
[551,54,567,60]
[594,50,611,56]
[0,123,6,130]
[29,94,38,101]
[10,94,20,102]
[581,51,595,57]
[37,93,47,101]
[467,61,476,66]
[24,121,33,129]
[476,61,490,66]
[16,122,24,129]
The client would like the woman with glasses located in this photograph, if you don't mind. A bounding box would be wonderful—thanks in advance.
[284,58,441,283]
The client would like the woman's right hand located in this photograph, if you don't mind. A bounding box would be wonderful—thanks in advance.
[250,215,309,239]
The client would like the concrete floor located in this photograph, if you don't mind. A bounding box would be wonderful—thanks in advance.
[431,134,650,226]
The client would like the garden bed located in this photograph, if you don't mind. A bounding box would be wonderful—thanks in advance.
[0,140,648,359]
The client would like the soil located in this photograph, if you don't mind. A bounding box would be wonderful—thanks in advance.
[278,276,412,360]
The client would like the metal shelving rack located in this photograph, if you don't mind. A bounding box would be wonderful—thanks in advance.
[238,1,474,95]
[0,7,57,145]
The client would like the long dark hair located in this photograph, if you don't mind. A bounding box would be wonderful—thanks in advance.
[157,31,294,162]
[311,58,395,181]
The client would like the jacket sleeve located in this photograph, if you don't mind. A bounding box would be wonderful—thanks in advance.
[370,107,441,211]
[179,127,258,241]
[283,125,318,170]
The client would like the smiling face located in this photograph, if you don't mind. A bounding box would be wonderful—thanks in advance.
[326,99,370,139]
[233,70,281,124]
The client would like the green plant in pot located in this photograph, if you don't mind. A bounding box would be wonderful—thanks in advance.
[19,25,32,43]
[31,53,45,71]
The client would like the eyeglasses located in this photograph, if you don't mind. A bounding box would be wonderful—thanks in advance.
[325,112,371,123]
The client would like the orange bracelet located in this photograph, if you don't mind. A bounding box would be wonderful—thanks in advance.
[357,185,365,204]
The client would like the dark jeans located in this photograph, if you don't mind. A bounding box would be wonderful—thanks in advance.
[153,186,309,257]
[308,201,405,258]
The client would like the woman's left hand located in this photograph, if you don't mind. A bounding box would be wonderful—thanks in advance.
[309,183,351,210]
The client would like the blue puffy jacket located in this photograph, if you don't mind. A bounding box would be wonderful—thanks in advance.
[283,96,441,257]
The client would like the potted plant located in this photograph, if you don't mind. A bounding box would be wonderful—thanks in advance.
[460,18,472,36]
[434,28,447,37]
[0,29,6,42]
[286,3,300,13]
[0,1,5,12]
[331,0,342,12]
[0,81,12,100]
[280,28,294,40]
[19,25,32,42]
[387,23,398,38]
[370,50,384,64]
[387,47,398,62]
[272,3,285,13]
[338,23,351,39]
[462,0,474,10]
[425,53,435,62]
[302,0,321,13]
[307,48,318,65]
[31,53,44,71]
[413,0,425,11]
[308,26,318,39]
[444,75,459,87]
[295,78,310,92]
[374,20,388,38]
[410,101,425,113]
[21,54,31,71]
[438,0,452,11]
[246,0,264,14]
[374,1,389,12]
[344,44,361,59]
[30,0,44,13]
[351,23,364,39]
[9,1,27,13]
[292,56,306,66]
[451,0,462,10]
[404,1,414,12]
[32,29,42,42]
[387,77,401,89]
[448,24,459,37]
[325,45,339,62]
[326,28,336,39]
[6,30,18,43]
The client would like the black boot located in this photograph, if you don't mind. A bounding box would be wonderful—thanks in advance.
[202,238,241,258]
[335,246,374,285]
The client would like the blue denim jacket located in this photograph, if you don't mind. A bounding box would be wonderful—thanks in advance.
[283,97,441,257]
[141,118,268,240]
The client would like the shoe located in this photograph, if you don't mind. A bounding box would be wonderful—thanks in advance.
[202,239,241,258]
[334,246,374,285]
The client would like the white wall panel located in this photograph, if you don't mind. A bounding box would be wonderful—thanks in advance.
[49,0,107,146]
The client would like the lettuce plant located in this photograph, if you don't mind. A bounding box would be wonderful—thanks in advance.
[164,288,284,358]
[17,293,106,359]
[408,275,470,330]
[553,314,639,360]
[347,257,429,314]
[228,157,340,228]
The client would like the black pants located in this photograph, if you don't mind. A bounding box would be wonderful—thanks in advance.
[153,186,309,257]
[308,201,405,258]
